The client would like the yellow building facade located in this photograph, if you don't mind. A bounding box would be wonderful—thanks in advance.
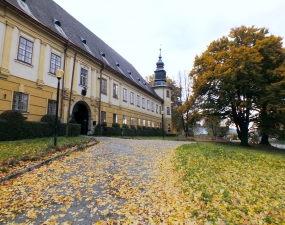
[0,0,172,134]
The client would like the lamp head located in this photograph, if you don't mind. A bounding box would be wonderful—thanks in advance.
[161,111,164,115]
[56,69,64,79]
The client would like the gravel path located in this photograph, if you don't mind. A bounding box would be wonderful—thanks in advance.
[0,137,191,224]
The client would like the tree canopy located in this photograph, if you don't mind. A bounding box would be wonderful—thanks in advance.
[189,25,285,145]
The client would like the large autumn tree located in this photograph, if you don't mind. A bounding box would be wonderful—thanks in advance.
[190,26,285,146]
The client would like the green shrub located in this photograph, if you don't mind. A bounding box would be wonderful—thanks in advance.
[130,125,136,130]
[122,124,129,129]
[0,110,25,124]
[112,123,120,128]
[41,114,60,125]
[137,125,142,130]
[101,122,107,126]
[0,119,11,141]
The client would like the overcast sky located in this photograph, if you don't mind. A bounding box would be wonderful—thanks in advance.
[53,0,285,81]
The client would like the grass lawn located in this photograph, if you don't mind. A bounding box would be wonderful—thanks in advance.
[175,142,285,224]
[0,136,95,174]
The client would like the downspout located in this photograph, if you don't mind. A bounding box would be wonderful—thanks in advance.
[66,52,77,136]
[60,43,70,121]
[98,64,105,128]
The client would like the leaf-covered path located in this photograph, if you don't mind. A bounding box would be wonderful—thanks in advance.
[0,137,191,224]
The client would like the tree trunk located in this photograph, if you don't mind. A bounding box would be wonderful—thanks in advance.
[232,105,250,146]
[259,134,270,145]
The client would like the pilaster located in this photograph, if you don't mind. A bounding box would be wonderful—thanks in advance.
[0,22,13,80]
[36,41,47,89]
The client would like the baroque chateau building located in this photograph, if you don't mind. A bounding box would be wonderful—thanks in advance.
[0,0,172,134]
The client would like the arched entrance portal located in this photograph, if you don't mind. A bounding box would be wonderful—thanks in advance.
[71,101,90,135]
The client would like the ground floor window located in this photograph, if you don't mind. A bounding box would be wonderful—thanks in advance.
[113,113,117,124]
[47,99,56,115]
[147,120,150,127]
[152,121,154,127]
[130,117,134,125]
[143,119,146,126]
[137,118,140,126]
[12,92,28,112]
[101,111,106,123]
[123,115,127,124]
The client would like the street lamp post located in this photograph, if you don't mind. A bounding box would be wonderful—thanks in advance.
[54,69,64,146]
[161,110,164,139]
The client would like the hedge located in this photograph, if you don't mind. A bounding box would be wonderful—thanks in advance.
[93,125,165,137]
[0,119,81,141]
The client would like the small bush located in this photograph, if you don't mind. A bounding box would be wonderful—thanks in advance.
[130,125,136,130]
[137,125,142,130]
[41,114,60,125]
[122,124,129,129]
[0,110,25,124]
[112,123,120,128]
[101,122,107,127]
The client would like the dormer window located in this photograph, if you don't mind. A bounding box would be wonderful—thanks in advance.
[80,38,87,44]
[53,19,61,27]
[115,62,125,75]
[81,37,93,56]
[54,19,68,39]
[137,78,140,81]
[17,0,37,19]
[100,51,110,66]
[127,71,131,75]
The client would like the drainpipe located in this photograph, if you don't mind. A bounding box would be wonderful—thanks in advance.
[98,64,105,129]
[60,43,70,121]
[66,52,77,136]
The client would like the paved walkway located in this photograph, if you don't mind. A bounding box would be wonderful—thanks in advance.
[0,138,191,224]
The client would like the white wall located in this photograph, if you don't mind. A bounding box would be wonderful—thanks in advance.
[9,28,40,82]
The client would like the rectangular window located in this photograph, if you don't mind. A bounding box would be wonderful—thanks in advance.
[101,78,107,94]
[101,111,106,123]
[143,119,146,126]
[123,88,127,102]
[142,98,145,109]
[137,95,140,107]
[130,117,134,125]
[147,120,150,127]
[113,113,117,124]
[137,118,140,126]
[166,90,170,98]
[17,37,33,64]
[80,68,88,87]
[151,102,154,112]
[156,104,158,114]
[167,107,171,115]
[113,84,118,98]
[49,53,61,74]
[47,99,56,115]
[159,106,162,114]
[147,100,150,111]
[12,92,28,112]
[152,121,154,127]
[123,115,127,124]
[130,92,134,105]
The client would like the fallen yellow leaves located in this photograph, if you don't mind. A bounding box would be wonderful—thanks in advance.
[2,138,284,224]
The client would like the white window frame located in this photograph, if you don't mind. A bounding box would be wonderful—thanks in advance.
[123,88,127,102]
[113,83,118,98]
[17,36,33,64]
[167,107,171,115]
[137,95,140,107]
[80,68,88,87]
[12,92,28,112]
[147,100,150,111]
[142,98,145,109]
[130,92,134,105]
[101,78,107,94]
[49,53,61,74]
[47,99,56,115]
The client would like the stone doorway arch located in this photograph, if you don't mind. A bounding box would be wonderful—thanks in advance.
[71,101,91,135]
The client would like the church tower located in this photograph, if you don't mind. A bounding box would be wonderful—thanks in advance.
[153,49,172,133]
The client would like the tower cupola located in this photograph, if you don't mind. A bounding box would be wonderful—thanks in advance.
[154,48,167,87]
